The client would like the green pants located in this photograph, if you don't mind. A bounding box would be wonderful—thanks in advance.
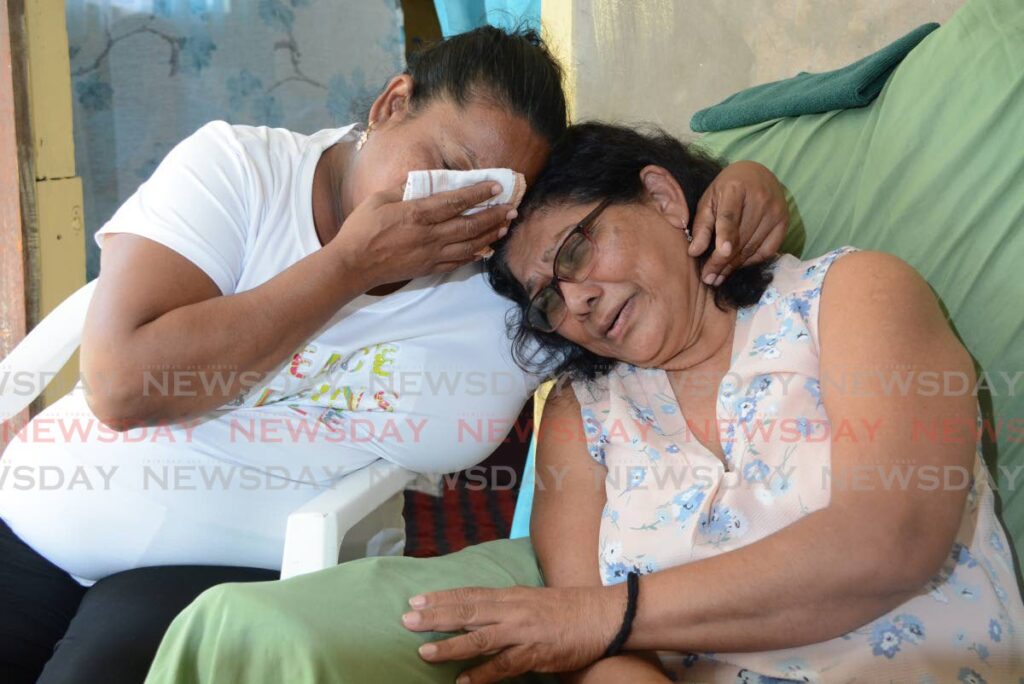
[145,538,557,683]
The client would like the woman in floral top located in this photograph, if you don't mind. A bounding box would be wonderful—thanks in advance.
[440,122,1020,682]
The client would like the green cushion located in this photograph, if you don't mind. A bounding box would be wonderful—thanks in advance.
[145,538,554,684]
[697,0,1024,574]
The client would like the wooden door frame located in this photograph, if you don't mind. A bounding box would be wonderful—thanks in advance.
[1,0,35,451]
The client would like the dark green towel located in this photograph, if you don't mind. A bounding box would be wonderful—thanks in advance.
[690,22,939,133]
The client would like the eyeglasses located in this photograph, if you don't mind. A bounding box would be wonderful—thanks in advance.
[526,198,612,332]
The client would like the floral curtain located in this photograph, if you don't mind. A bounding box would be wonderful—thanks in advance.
[66,0,406,278]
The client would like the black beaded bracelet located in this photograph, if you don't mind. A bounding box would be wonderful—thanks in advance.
[603,571,640,658]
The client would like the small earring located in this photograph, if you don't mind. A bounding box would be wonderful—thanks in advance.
[356,120,375,151]
[684,220,693,243]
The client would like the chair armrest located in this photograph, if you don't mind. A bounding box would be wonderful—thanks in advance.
[1,280,95,422]
[280,460,417,580]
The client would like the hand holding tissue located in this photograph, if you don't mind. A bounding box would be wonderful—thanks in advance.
[403,169,526,258]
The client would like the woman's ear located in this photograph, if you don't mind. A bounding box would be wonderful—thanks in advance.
[368,74,413,127]
[639,165,690,231]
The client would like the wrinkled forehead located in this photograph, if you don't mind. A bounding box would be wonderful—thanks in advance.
[431,100,550,181]
[505,202,598,293]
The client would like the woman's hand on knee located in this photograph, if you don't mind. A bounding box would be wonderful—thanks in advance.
[401,585,621,683]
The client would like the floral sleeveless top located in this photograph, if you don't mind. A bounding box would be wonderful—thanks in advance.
[572,249,1023,683]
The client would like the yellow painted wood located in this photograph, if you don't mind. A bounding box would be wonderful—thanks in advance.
[35,176,84,405]
[541,0,575,121]
[21,1,85,408]
[533,380,553,429]
[25,0,76,180]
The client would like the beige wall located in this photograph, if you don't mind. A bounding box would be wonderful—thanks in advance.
[565,0,964,138]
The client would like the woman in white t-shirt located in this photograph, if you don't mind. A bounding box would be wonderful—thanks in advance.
[0,26,790,684]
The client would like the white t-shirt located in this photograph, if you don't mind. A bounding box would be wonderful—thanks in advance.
[0,122,537,579]
[91,120,537,475]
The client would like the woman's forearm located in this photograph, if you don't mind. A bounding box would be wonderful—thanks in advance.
[92,240,372,427]
[619,506,920,654]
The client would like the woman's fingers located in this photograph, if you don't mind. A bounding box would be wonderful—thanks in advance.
[454,647,532,684]
[402,600,506,633]
[409,586,517,608]
[433,203,515,248]
[437,216,511,262]
[688,192,716,257]
[408,181,504,224]
[744,216,787,266]
[417,627,510,663]
[700,184,743,284]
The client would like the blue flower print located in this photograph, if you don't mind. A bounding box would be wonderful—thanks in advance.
[804,378,822,408]
[581,408,601,436]
[948,572,980,601]
[750,332,782,359]
[788,295,811,318]
[722,422,737,461]
[698,504,734,539]
[601,506,621,529]
[735,398,758,423]
[801,248,853,285]
[743,459,770,483]
[802,264,822,281]
[894,614,925,644]
[603,561,630,585]
[581,408,610,465]
[660,402,677,415]
[775,657,811,680]
[626,397,658,430]
[666,443,680,454]
[769,471,794,495]
[952,543,979,568]
[252,94,283,127]
[75,74,113,112]
[180,32,216,74]
[671,485,706,525]
[644,446,661,462]
[633,508,673,532]
[749,374,773,397]
[259,0,295,29]
[869,620,903,658]
[620,466,646,494]
[989,618,1002,642]
[988,530,1005,553]
[637,557,658,574]
[957,667,987,684]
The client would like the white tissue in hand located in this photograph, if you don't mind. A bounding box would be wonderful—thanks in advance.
[402,169,526,258]
[402,168,526,212]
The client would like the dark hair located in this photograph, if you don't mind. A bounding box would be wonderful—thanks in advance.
[405,25,567,146]
[487,122,775,381]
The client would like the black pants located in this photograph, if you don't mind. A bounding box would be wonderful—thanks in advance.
[0,519,278,683]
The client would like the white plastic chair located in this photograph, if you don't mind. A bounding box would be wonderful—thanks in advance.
[0,280,415,580]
